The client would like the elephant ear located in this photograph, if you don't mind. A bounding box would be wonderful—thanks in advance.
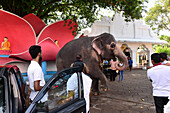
[91,37,103,55]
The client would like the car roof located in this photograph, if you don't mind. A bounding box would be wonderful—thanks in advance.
[0,65,19,78]
[0,65,19,71]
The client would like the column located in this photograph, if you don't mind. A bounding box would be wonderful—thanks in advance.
[132,49,137,67]
[148,49,155,67]
[42,61,47,75]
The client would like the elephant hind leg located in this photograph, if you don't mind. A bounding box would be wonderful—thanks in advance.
[91,77,100,95]
[96,70,108,91]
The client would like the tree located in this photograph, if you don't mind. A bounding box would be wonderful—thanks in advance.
[153,35,170,55]
[0,0,147,31]
[145,0,170,55]
[145,0,170,35]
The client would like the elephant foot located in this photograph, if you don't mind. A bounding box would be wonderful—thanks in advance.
[92,91,100,96]
[100,88,108,91]
[100,85,108,91]
[91,89,100,96]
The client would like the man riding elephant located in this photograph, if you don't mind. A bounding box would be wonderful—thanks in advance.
[56,33,128,95]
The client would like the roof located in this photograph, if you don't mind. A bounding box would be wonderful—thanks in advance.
[116,38,168,44]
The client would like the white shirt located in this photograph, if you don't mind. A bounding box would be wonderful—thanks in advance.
[67,72,92,113]
[162,60,170,65]
[119,62,123,67]
[27,61,47,102]
[67,73,78,98]
[147,65,170,97]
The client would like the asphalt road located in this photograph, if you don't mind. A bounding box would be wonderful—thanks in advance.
[90,69,156,113]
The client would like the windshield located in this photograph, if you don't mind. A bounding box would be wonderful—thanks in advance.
[0,77,5,113]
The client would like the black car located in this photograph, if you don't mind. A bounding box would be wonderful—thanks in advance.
[0,65,26,113]
[0,65,86,113]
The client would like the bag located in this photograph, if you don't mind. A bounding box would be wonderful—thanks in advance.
[73,61,84,72]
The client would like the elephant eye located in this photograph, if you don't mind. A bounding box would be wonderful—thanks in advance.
[110,43,116,48]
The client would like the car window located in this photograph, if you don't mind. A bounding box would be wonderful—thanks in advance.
[34,72,81,112]
[0,78,5,113]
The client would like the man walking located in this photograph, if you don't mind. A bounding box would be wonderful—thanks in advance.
[147,53,170,113]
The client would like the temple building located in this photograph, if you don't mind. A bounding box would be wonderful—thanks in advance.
[84,13,168,68]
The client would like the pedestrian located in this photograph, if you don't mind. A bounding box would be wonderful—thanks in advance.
[160,52,170,66]
[70,54,89,74]
[109,58,118,81]
[68,54,92,113]
[27,45,47,102]
[128,57,133,71]
[119,61,124,81]
[147,53,170,113]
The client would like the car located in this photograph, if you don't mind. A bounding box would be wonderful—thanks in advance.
[0,65,27,113]
[0,65,86,113]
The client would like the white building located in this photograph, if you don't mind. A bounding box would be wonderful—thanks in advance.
[84,13,167,68]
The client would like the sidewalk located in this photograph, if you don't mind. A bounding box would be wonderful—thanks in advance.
[90,69,156,113]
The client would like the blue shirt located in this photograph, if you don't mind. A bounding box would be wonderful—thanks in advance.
[129,60,133,65]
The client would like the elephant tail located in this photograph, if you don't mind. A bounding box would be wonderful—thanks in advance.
[56,57,65,72]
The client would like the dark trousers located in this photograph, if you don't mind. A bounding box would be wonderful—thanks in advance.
[154,96,169,113]
[129,65,132,71]
[109,69,116,81]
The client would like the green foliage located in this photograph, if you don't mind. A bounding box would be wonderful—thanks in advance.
[0,0,147,32]
[145,0,170,35]
[145,0,170,54]
[155,46,170,55]
[154,35,170,55]
[159,35,170,43]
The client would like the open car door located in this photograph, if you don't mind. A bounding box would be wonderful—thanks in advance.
[26,67,86,113]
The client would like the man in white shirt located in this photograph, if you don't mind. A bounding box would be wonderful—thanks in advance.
[160,52,170,66]
[27,45,47,102]
[147,53,170,113]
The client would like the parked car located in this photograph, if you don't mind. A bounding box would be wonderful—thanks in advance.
[0,65,86,113]
[0,65,26,113]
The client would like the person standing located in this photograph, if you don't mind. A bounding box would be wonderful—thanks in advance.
[70,54,89,74]
[27,45,47,102]
[147,53,170,113]
[109,58,118,81]
[160,52,170,66]
[68,54,92,113]
[128,57,133,71]
[119,61,124,81]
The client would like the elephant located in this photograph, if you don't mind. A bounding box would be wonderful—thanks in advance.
[56,33,128,94]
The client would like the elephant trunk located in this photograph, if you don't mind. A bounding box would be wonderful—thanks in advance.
[115,54,128,71]
[114,45,128,71]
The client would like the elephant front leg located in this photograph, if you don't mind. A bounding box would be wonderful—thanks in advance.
[90,69,108,95]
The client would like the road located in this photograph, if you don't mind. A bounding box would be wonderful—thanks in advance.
[90,69,156,113]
